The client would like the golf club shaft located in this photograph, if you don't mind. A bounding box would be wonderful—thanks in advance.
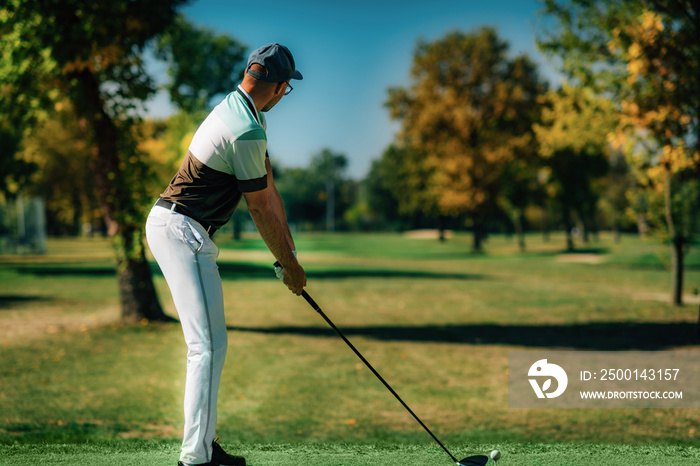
[300,289,459,464]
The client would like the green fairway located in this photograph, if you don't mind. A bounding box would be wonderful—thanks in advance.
[1,442,700,465]
[1,232,699,464]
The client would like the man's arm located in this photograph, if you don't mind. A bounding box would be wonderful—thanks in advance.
[244,187,306,295]
[265,157,295,251]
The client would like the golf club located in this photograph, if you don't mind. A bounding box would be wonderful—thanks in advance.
[274,262,490,466]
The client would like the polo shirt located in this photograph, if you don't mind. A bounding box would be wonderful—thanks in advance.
[160,86,268,229]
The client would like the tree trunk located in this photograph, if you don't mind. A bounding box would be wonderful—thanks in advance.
[578,217,589,244]
[115,225,171,323]
[472,214,485,253]
[72,69,170,323]
[671,235,684,307]
[513,209,526,252]
[72,190,83,236]
[636,213,648,238]
[563,207,575,251]
[663,171,683,307]
[612,209,621,244]
[541,207,550,242]
[438,215,447,243]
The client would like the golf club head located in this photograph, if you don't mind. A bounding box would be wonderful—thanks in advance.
[458,455,489,466]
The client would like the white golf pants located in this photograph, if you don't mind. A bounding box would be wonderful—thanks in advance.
[145,204,228,465]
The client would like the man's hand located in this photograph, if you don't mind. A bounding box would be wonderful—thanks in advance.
[275,251,296,280]
[274,258,306,296]
[283,262,306,296]
[275,260,306,295]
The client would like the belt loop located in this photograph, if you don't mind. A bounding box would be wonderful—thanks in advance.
[170,203,177,213]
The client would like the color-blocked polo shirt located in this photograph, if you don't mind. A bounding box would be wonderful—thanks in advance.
[160,86,268,229]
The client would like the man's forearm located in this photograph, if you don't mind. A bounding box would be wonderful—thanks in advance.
[248,204,298,270]
[268,186,295,251]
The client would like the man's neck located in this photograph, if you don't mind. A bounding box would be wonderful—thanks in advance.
[239,83,266,113]
[237,85,262,120]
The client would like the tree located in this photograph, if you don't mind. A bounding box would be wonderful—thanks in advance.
[314,148,349,232]
[156,14,247,113]
[498,153,548,251]
[385,28,547,251]
[363,150,411,231]
[0,1,56,198]
[534,85,618,250]
[275,149,354,230]
[600,150,634,243]
[538,0,699,305]
[367,144,441,233]
[18,102,99,235]
[1,0,188,323]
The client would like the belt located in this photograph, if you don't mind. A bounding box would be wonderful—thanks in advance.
[155,198,218,238]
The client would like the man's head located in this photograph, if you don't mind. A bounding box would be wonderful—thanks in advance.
[246,43,302,83]
[242,43,303,112]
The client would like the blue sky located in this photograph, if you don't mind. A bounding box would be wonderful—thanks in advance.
[145,0,562,179]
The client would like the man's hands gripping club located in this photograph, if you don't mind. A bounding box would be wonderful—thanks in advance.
[274,256,306,296]
[274,250,295,281]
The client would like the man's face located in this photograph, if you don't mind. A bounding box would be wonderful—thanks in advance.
[261,81,291,112]
[261,92,284,112]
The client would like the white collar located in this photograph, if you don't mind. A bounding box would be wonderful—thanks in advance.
[237,85,260,123]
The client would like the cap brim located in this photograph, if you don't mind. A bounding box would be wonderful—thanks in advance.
[293,70,303,80]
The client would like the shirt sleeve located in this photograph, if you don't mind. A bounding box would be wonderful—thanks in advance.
[231,128,268,192]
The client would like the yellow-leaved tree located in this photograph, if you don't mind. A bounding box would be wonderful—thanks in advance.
[385,28,547,251]
[534,85,618,251]
[539,0,699,306]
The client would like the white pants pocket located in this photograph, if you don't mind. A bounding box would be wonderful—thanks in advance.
[183,221,204,254]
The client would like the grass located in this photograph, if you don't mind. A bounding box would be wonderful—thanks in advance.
[1,231,700,464]
[2,442,700,465]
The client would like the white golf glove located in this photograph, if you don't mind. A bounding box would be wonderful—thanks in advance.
[274,250,296,281]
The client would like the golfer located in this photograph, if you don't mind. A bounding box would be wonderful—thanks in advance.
[145,43,306,466]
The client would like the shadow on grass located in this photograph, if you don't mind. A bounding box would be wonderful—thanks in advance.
[0,295,53,309]
[12,262,485,282]
[523,247,611,258]
[15,266,116,276]
[216,263,484,281]
[0,420,151,445]
[227,321,699,350]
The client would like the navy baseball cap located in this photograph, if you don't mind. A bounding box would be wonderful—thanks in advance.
[246,43,303,83]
